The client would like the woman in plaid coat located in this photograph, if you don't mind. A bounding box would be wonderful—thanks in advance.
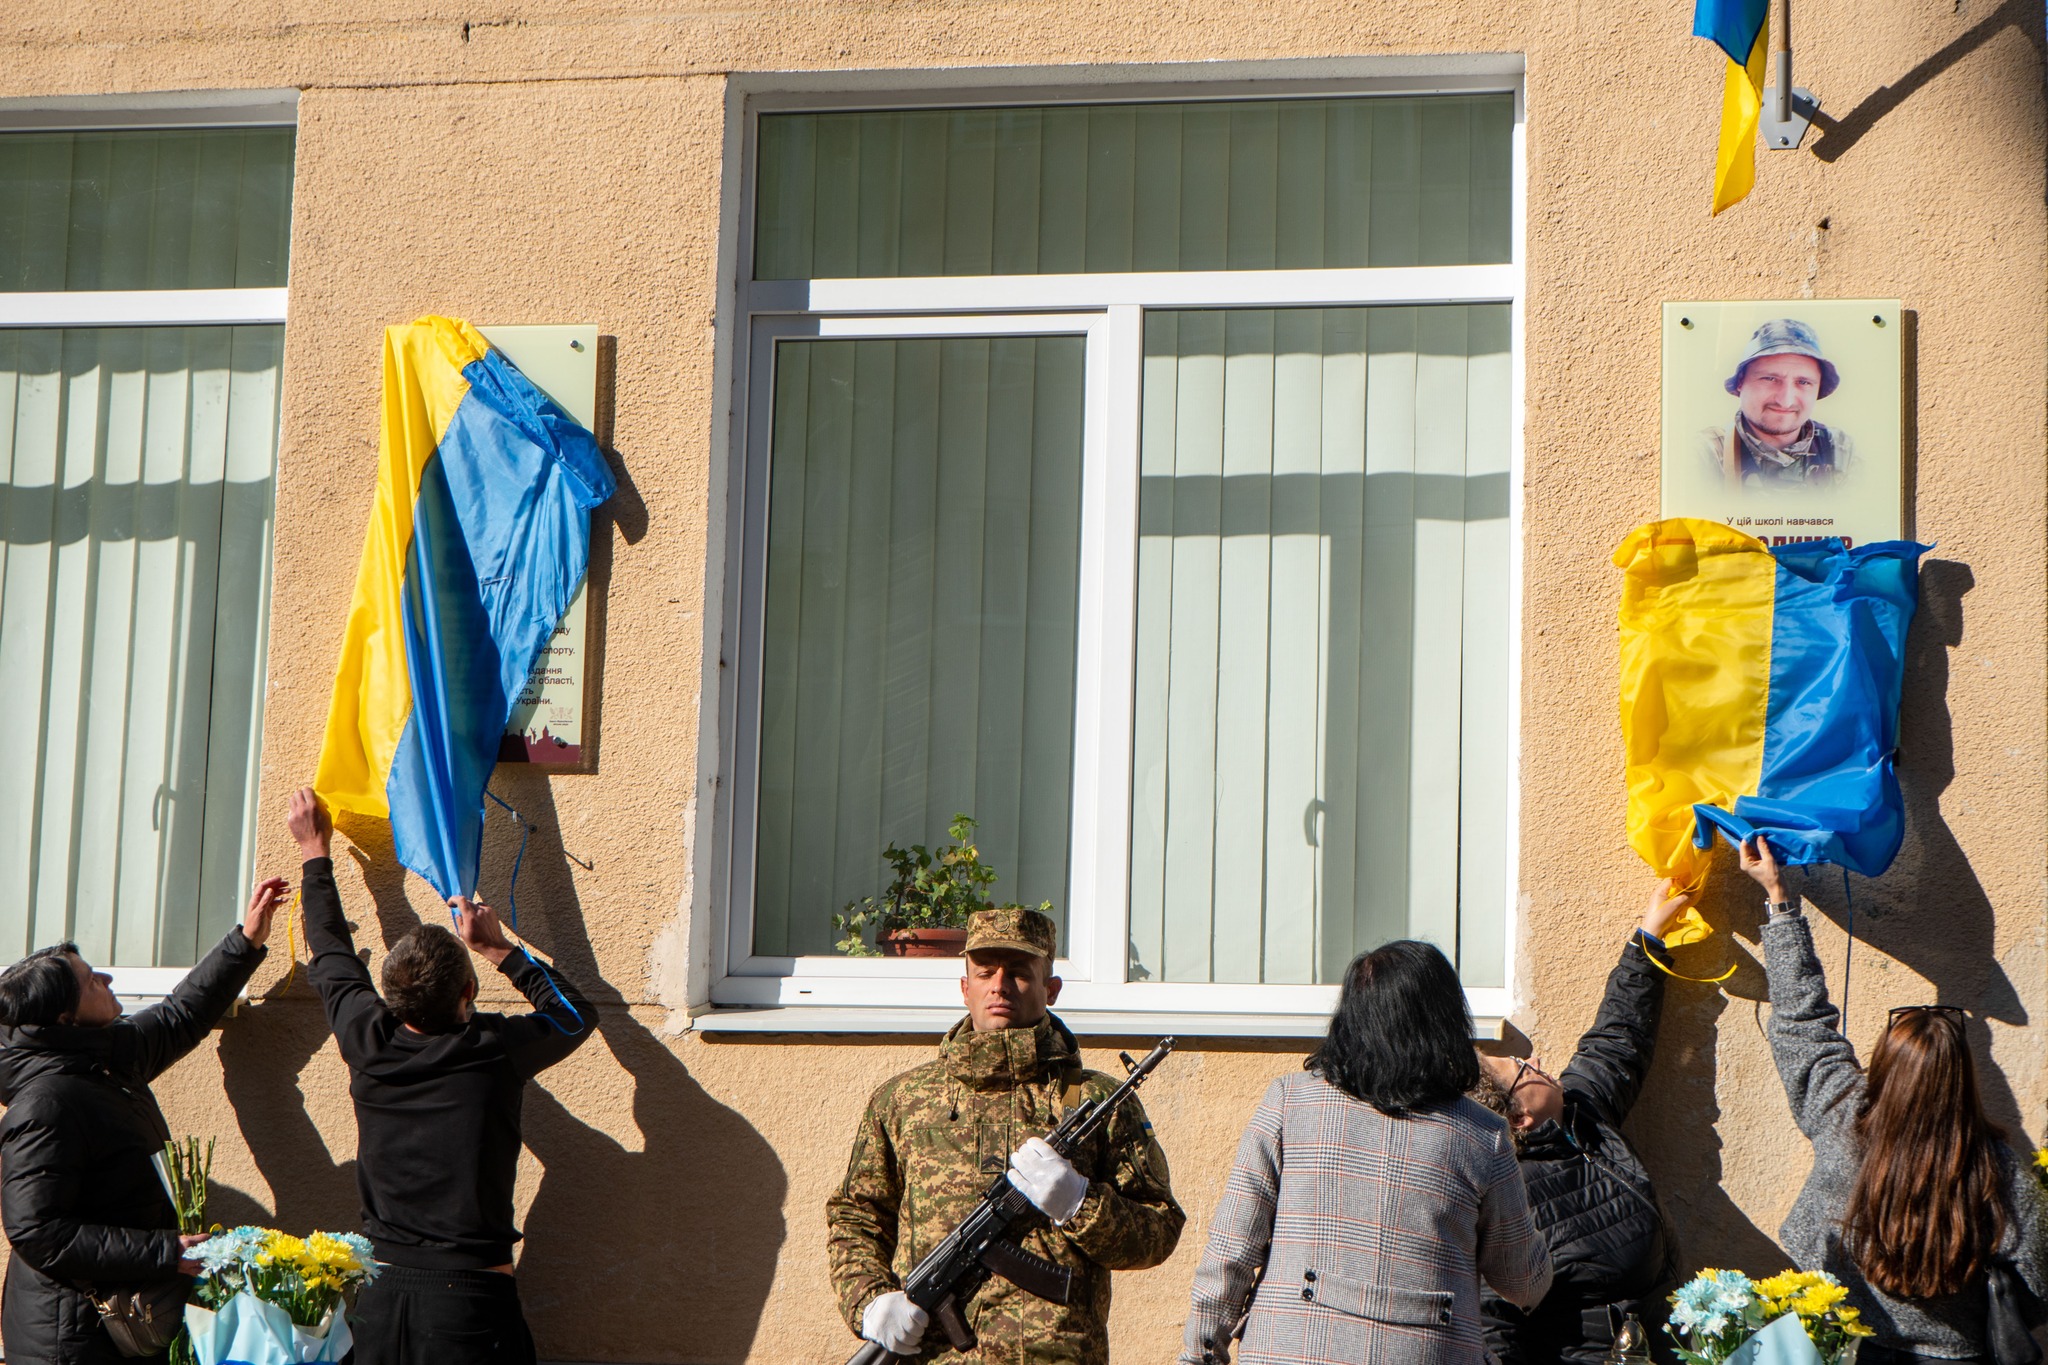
[1181,941,1553,1365]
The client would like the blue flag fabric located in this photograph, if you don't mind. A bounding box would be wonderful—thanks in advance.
[1689,537,1929,877]
[1693,0,1768,66]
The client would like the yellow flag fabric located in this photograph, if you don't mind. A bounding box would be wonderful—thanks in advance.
[1614,519,1777,945]
[1711,20,1770,215]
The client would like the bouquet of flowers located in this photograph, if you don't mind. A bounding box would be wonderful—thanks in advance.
[183,1226,379,1365]
[1668,1268,1871,1365]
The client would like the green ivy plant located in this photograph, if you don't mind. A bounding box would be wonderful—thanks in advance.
[833,813,1000,956]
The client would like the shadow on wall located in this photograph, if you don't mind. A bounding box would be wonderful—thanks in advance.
[493,772,788,1365]
[1618,984,1788,1281]
[1795,559,2032,1140]
[216,791,787,1363]
[1804,0,2046,165]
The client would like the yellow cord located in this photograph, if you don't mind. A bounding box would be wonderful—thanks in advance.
[1637,935,1738,984]
[260,889,303,1001]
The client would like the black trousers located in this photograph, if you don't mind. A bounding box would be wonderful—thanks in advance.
[347,1265,537,1365]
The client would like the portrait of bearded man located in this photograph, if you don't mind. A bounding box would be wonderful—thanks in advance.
[1697,317,1857,490]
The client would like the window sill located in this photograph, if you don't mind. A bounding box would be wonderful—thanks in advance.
[689,1004,1504,1041]
[108,966,194,1002]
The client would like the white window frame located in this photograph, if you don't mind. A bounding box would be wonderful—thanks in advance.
[701,69,1525,1036]
[0,92,297,998]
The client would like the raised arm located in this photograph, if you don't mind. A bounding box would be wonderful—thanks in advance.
[291,788,392,1064]
[1181,1079,1286,1365]
[455,897,598,1074]
[1741,837,1863,1134]
[124,878,278,1082]
[1560,880,1688,1124]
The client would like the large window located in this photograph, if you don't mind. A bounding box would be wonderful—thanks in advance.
[714,83,1520,1033]
[0,109,294,991]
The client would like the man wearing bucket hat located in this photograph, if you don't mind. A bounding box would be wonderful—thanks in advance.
[827,905,1185,1364]
[1699,317,1858,489]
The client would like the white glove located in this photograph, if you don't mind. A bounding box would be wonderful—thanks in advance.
[1007,1136,1089,1224]
[862,1291,929,1354]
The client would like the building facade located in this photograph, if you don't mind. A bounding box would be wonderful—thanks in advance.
[0,2,2042,1361]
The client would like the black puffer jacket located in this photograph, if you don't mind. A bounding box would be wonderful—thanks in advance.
[1483,932,1681,1365]
[0,929,264,1365]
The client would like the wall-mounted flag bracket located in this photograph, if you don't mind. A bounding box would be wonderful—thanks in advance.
[1760,0,1819,150]
[1760,82,1820,150]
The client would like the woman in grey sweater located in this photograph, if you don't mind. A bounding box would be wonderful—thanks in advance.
[1741,836,2047,1364]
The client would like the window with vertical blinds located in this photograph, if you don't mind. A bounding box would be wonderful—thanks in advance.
[754,95,1512,280]
[724,87,1517,1019]
[0,327,283,965]
[1128,306,1509,988]
[0,129,295,291]
[0,124,292,972]
[754,336,1084,956]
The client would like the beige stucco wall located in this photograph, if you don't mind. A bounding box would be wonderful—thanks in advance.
[3,1,2044,1360]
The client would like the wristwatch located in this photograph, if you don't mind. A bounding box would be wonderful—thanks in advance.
[1765,899,1801,918]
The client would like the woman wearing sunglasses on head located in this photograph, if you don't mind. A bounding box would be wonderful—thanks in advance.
[1740,835,2048,1365]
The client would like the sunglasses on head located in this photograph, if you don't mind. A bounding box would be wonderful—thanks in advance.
[1887,1004,1966,1028]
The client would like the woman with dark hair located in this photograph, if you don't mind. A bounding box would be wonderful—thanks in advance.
[0,877,283,1364]
[1180,939,1553,1365]
[1742,836,2048,1365]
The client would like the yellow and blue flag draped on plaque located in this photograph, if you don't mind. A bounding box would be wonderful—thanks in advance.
[1617,520,1927,943]
[316,317,614,900]
[1695,0,1769,213]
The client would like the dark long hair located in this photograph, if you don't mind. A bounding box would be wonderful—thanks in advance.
[1843,1008,2008,1298]
[1307,940,1479,1116]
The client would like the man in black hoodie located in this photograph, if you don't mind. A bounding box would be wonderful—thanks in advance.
[0,875,282,1364]
[289,787,595,1365]
[1470,881,1694,1365]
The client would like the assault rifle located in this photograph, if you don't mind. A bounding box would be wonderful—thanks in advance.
[845,1036,1176,1365]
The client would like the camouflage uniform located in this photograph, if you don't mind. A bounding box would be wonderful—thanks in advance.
[826,1012,1185,1363]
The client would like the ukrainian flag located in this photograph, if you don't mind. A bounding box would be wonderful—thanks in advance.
[1616,520,1926,941]
[1695,0,1769,213]
[316,317,614,899]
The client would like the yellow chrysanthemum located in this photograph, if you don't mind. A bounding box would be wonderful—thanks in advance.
[2033,1147,2048,1173]
[303,1233,363,1273]
[1754,1271,1807,1302]
[1792,1283,1848,1316]
[259,1232,308,1266]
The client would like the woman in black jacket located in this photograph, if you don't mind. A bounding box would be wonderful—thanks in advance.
[1468,880,1695,1364]
[0,876,281,1365]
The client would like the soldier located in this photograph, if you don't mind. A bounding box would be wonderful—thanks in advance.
[827,906,1185,1363]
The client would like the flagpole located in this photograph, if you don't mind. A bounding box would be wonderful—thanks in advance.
[1773,0,1792,125]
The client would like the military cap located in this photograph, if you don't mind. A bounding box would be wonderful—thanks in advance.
[1725,317,1840,399]
[965,905,1058,961]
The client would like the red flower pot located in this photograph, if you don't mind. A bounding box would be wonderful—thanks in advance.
[878,927,969,958]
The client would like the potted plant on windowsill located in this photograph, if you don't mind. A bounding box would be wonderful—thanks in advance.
[833,814,998,958]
